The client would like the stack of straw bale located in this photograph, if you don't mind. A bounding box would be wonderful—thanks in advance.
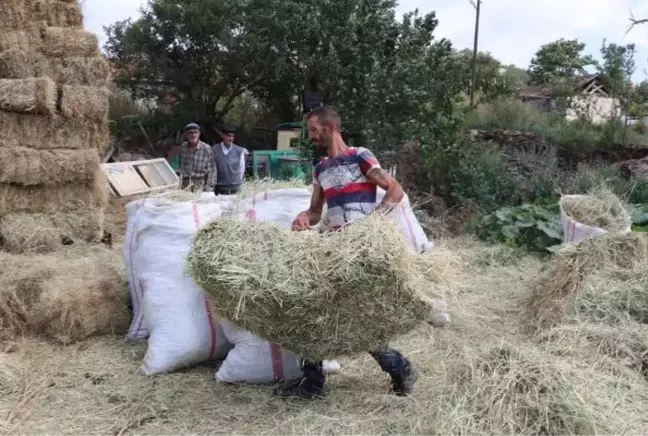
[0,0,111,253]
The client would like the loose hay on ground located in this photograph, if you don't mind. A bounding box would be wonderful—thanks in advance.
[187,214,453,360]
[0,112,109,150]
[561,188,632,232]
[0,78,56,115]
[0,210,105,254]
[60,85,109,121]
[0,147,99,185]
[40,27,99,58]
[0,171,108,214]
[0,246,130,345]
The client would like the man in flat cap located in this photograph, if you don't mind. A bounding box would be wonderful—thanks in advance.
[212,125,247,195]
[178,123,217,192]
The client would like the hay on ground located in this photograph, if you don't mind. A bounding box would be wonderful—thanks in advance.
[0,112,109,150]
[0,210,105,254]
[60,85,109,121]
[0,78,56,115]
[561,188,631,232]
[0,49,50,79]
[187,214,450,360]
[0,147,100,186]
[40,27,99,58]
[0,171,109,214]
[0,246,130,345]
[527,232,648,331]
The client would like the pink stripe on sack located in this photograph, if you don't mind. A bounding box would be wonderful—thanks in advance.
[246,189,258,221]
[128,200,146,338]
[270,343,284,381]
[400,204,419,252]
[192,202,218,360]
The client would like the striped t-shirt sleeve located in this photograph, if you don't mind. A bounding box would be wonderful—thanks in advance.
[356,147,381,176]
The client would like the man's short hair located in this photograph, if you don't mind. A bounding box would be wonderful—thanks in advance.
[307,105,341,131]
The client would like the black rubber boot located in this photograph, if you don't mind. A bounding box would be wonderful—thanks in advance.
[273,360,326,399]
[370,347,419,396]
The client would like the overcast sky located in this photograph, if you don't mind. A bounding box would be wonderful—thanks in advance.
[82,0,648,81]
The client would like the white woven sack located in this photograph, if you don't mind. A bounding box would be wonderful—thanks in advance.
[559,194,631,246]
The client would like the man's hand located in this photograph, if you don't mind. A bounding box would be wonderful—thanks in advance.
[292,211,311,231]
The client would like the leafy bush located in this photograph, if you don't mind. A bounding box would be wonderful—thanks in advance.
[475,203,562,252]
[448,144,521,213]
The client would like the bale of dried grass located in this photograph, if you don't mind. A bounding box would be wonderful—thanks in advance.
[0,210,105,254]
[0,147,100,186]
[561,188,631,233]
[49,56,110,86]
[528,232,648,331]
[0,78,56,115]
[0,171,109,214]
[0,26,43,52]
[0,246,130,345]
[60,85,109,121]
[40,27,99,58]
[187,214,451,360]
[32,0,84,28]
[0,112,109,150]
[0,49,49,79]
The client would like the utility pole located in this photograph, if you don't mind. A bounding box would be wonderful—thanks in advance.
[469,0,481,108]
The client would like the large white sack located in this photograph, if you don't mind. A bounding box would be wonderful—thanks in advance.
[376,188,433,254]
[124,199,149,340]
[559,194,632,247]
[216,322,303,384]
[130,195,234,374]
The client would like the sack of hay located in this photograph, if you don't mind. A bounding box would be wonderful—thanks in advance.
[0,147,99,186]
[0,246,130,345]
[60,85,109,121]
[0,209,104,254]
[560,189,631,246]
[0,78,56,115]
[40,27,99,58]
[0,111,109,150]
[0,170,108,214]
[0,50,110,87]
[186,214,437,360]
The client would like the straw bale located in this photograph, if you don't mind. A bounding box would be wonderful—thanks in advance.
[0,209,104,254]
[561,188,631,233]
[0,49,49,79]
[40,27,99,58]
[0,171,109,214]
[187,214,448,360]
[0,147,99,186]
[60,85,109,121]
[49,56,110,86]
[0,246,130,344]
[0,78,56,115]
[32,0,84,28]
[0,1,31,30]
[0,111,109,150]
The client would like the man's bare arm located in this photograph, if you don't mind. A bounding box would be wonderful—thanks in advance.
[366,167,404,213]
[306,184,326,225]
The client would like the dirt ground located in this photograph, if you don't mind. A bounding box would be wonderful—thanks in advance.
[2,199,648,435]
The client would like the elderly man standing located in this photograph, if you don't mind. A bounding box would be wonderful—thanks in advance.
[212,125,247,195]
[179,123,217,192]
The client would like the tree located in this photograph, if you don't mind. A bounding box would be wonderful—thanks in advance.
[528,39,595,85]
[454,50,526,102]
[105,0,465,159]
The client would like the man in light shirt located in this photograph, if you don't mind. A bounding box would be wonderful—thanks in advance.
[211,125,247,195]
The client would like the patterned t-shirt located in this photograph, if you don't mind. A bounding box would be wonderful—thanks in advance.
[313,147,381,229]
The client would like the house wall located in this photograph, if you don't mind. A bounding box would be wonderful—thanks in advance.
[565,95,619,124]
[277,130,299,150]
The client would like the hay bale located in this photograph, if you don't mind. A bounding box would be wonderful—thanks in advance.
[561,188,631,233]
[0,210,104,254]
[0,147,100,186]
[187,214,439,360]
[0,246,130,344]
[40,27,99,58]
[0,171,109,214]
[0,112,109,150]
[60,85,109,121]
[528,232,648,331]
[0,77,56,115]
[32,0,84,28]
[49,56,110,86]
[0,49,50,79]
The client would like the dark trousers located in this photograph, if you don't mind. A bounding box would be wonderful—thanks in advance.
[214,185,240,196]
[302,346,410,384]
[181,176,207,192]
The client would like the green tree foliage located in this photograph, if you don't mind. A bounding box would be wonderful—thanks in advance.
[454,49,521,102]
[105,0,465,160]
[528,39,595,86]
